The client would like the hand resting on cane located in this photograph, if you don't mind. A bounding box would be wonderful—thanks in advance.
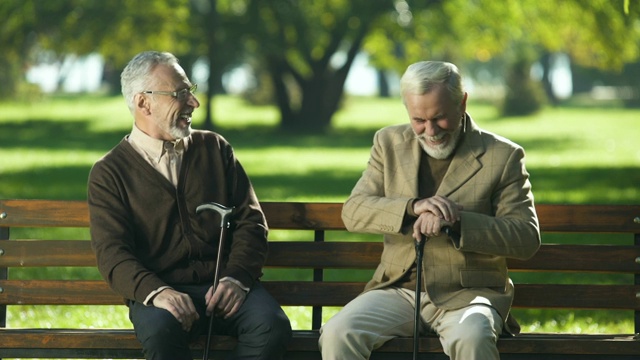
[205,281,247,319]
[412,195,463,240]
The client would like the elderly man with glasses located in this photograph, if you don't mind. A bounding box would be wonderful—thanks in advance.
[88,51,291,360]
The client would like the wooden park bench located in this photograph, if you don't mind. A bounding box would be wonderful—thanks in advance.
[0,199,639,359]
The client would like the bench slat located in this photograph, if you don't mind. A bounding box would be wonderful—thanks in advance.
[507,244,640,273]
[0,200,89,228]
[1,241,639,273]
[535,204,640,233]
[0,240,97,267]
[2,200,639,232]
[513,284,640,309]
[261,202,345,230]
[0,200,345,230]
[0,329,637,356]
[1,280,638,310]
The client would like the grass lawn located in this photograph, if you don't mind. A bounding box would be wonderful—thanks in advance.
[1,94,639,343]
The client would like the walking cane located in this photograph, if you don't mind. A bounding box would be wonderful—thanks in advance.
[196,202,234,360]
[413,234,426,360]
[414,227,457,360]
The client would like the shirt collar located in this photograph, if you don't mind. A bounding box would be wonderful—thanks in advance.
[128,125,191,162]
[128,124,166,163]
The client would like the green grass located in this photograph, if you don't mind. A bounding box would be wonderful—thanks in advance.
[3,95,638,203]
[1,94,639,347]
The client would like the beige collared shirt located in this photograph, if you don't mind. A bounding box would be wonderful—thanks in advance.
[127,125,190,187]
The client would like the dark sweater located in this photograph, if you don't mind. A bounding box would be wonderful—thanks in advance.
[88,130,268,304]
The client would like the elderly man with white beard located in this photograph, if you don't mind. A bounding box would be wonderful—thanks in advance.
[319,61,541,360]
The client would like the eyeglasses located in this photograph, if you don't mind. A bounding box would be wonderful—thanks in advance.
[141,84,197,101]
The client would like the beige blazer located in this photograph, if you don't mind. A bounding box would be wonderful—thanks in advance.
[342,115,540,329]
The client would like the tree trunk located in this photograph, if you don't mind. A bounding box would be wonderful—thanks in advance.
[502,56,546,116]
[377,70,390,98]
[202,0,218,131]
[273,22,369,133]
[540,52,559,106]
[269,58,296,130]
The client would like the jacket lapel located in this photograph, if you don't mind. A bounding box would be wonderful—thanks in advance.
[395,127,423,197]
[438,116,485,197]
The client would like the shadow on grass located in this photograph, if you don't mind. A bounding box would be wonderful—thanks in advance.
[1,164,361,201]
[0,119,127,152]
[218,125,378,150]
[530,166,640,204]
[2,119,379,153]
[515,136,584,154]
[2,116,591,158]
[0,164,92,200]
[250,168,361,200]
[3,162,638,204]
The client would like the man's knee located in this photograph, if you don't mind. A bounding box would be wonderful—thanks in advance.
[319,313,371,359]
[252,309,292,343]
[440,307,501,359]
[234,306,291,359]
[130,303,192,359]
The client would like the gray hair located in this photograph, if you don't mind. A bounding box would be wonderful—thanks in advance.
[121,51,179,112]
[400,61,464,105]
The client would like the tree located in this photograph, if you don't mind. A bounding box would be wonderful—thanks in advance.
[0,0,245,129]
[0,0,190,96]
[184,0,249,130]
[3,0,639,126]
[237,0,416,133]
[364,0,640,112]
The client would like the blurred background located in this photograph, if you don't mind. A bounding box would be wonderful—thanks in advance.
[2,0,640,131]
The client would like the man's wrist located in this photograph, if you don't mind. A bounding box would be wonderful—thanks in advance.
[220,277,250,293]
[144,285,173,306]
[407,198,419,217]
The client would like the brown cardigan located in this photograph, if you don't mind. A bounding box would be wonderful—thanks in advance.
[88,130,268,304]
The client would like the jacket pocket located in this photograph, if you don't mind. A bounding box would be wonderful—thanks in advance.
[460,269,506,288]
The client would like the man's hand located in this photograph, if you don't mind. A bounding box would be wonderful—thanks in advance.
[412,195,462,240]
[152,288,199,332]
[205,281,247,319]
[413,195,463,223]
[413,211,454,240]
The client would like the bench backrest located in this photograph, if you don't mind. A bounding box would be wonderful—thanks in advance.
[1,200,639,332]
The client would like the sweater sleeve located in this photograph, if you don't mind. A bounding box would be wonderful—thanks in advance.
[217,138,268,289]
[88,154,168,303]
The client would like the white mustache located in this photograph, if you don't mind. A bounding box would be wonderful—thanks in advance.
[415,132,448,142]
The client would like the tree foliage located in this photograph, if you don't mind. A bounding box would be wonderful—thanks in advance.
[1,0,639,125]
[233,0,405,132]
[0,0,191,98]
[363,0,640,113]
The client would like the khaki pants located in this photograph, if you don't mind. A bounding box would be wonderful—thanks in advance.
[319,287,503,360]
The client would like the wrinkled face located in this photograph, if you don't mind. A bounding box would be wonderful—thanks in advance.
[405,85,467,159]
[139,63,199,141]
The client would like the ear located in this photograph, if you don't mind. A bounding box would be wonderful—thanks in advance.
[460,92,468,113]
[135,93,152,116]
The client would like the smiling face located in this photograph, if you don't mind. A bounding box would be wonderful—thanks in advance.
[135,63,200,141]
[405,84,467,159]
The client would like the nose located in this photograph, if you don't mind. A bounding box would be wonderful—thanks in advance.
[424,120,438,137]
[187,93,200,108]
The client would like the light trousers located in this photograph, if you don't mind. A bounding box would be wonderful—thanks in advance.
[319,287,503,360]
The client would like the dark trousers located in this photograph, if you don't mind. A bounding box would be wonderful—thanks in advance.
[129,282,292,360]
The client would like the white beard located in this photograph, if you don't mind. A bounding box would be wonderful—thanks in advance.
[416,122,463,160]
[169,120,191,139]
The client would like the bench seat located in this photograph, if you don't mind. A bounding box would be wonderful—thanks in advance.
[0,329,638,359]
